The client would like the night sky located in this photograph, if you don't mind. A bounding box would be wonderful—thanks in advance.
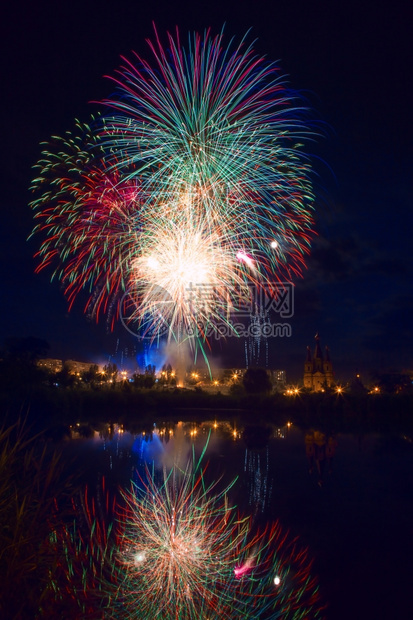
[1,0,411,382]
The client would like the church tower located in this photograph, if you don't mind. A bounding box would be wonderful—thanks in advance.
[303,333,334,391]
[323,346,334,386]
[303,346,313,388]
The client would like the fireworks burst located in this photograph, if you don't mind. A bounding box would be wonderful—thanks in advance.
[30,119,143,327]
[46,442,324,619]
[44,478,117,618]
[113,456,324,619]
[30,28,316,346]
[115,461,244,618]
[113,460,323,619]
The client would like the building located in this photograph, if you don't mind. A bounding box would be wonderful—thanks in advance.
[303,334,334,391]
[269,370,286,391]
[37,358,63,373]
[65,360,97,375]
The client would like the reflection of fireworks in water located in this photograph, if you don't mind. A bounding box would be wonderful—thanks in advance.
[30,29,316,351]
[45,478,117,617]
[116,459,244,618]
[47,443,324,618]
[244,445,273,515]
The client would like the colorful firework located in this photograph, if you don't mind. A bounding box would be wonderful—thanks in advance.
[115,461,242,618]
[30,118,142,327]
[44,478,117,618]
[113,462,323,619]
[46,439,324,619]
[30,28,316,346]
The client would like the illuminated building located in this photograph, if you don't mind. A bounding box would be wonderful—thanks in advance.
[65,360,98,374]
[303,333,334,391]
[269,369,286,391]
[37,358,63,373]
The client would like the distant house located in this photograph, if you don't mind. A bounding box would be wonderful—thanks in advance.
[37,358,63,373]
[303,334,334,391]
[269,369,286,391]
[65,360,96,374]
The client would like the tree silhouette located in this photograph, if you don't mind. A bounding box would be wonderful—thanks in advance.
[243,368,272,394]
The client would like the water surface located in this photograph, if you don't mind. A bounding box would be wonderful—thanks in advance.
[65,419,413,619]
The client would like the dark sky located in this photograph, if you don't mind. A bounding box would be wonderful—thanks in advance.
[0,0,412,382]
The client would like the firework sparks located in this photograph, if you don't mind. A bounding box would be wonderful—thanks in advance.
[115,462,244,618]
[30,28,316,347]
[111,449,324,619]
[29,118,143,327]
[46,444,324,618]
